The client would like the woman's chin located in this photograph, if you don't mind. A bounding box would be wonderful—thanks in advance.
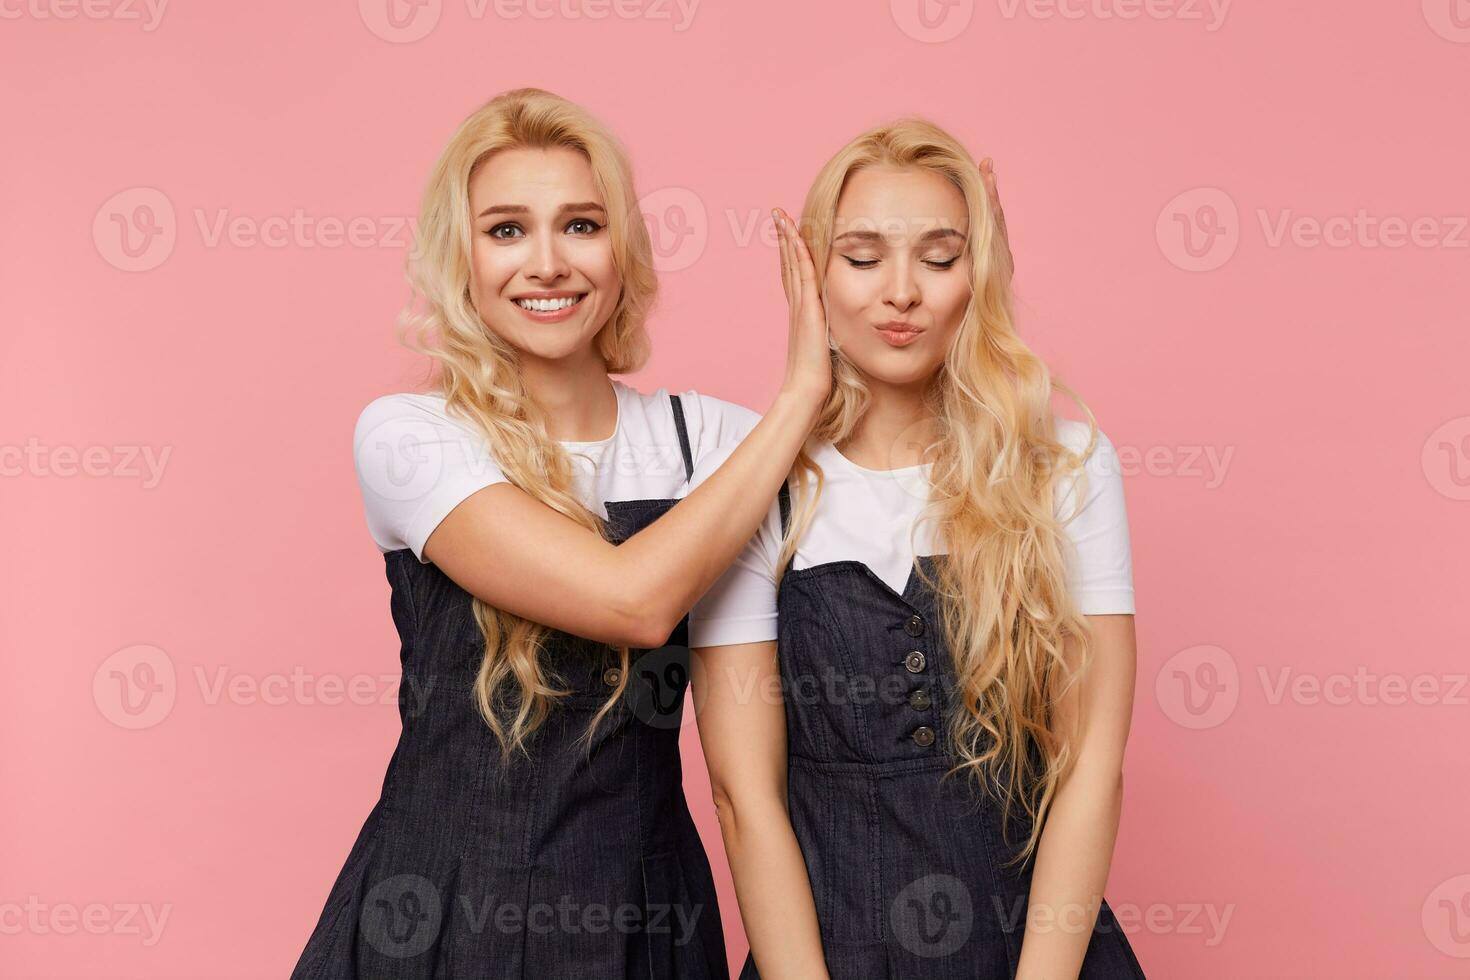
[848,347,943,388]
[491,323,606,364]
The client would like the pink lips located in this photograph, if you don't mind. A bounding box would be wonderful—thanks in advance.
[875,322,924,347]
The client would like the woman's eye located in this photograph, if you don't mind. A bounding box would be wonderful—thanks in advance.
[925,256,961,270]
[566,218,603,235]
[842,256,879,269]
[487,223,524,240]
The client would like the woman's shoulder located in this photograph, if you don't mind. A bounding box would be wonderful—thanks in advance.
[352,391,499,491]
[1050,416,1127,524]
[355,390,453,435]
[613,380,761,455]
[1052,416,1121,468]
[353,390,492,449]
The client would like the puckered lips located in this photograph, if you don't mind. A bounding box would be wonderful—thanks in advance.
[875,319,925,347]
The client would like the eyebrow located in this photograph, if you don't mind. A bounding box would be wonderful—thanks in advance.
[831,227,967,246]
[475,201,608,219]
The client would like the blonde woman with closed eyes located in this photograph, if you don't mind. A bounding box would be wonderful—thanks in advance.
[689,121,1148,980]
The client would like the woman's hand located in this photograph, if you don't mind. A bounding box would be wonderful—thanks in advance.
[980,157,1014,279]
[774,208,832,405]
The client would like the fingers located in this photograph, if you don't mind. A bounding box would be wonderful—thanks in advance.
[777,208,802,310]
[790,216,819,289]
[774,208,793,304]
[981,157,1005,229]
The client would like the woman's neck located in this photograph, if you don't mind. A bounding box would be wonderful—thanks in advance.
[836,378,937,471]
[518,348,617,442]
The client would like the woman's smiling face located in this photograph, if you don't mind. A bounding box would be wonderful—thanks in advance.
[467,146,621,362]
[823,163,972,387]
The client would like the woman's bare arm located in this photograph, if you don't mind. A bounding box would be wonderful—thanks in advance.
[690,640,830,980]
[423,210,827,648]
[1014,614,1138,980]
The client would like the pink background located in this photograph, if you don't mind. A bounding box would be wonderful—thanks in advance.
[4,1,1468,977]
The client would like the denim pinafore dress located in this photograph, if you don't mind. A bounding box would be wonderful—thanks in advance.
[292,393,727,980]
[740,484,1146,979]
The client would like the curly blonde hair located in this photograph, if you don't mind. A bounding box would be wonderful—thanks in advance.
[779,118,1103,868]
[400,88,656,759]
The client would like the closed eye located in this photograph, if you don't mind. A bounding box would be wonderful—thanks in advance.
[842,256,961,270]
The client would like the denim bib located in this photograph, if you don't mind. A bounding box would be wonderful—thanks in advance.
[293,393,727,980]
[740,482,1146,979]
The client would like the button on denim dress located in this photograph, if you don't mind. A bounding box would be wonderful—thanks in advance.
[292,393,727,980]
[740,484,1146,979]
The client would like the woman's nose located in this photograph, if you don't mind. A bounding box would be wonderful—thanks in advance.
[884,262,919,312]
[526,235,570,282]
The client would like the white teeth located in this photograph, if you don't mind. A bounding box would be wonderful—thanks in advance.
[515,295,582,312]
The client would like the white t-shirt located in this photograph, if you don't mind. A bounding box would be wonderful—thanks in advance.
[353,378,760,562]
[688,418,1135,648]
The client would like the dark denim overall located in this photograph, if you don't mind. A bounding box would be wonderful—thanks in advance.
[292,393,727,980]
[740,484,1146,979]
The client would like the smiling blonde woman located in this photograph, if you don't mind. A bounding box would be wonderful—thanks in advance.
[290,87,831,980]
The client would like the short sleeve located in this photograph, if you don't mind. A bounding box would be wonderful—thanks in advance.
[353,394,507,562]
[682,391,762,464]
[1053,421,1135,615]
[687,443,784,647]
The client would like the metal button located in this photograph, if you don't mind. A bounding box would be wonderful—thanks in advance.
[904,614,925,637]
[602,667,622,686]
[911,726,936,747]
[903,651,926,673]
[908,689,932,711]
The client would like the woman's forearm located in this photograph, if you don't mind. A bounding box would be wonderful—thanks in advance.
[716,795,830,980]
[423,386,820,649]
[614,386,821,640]
[1014,766,1125,980]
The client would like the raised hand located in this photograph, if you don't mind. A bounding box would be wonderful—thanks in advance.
[773,208,832,404]
[980,157,1014,279]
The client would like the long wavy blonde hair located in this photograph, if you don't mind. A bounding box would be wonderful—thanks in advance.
[779,119,1104,868]
[399,88,655,760]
